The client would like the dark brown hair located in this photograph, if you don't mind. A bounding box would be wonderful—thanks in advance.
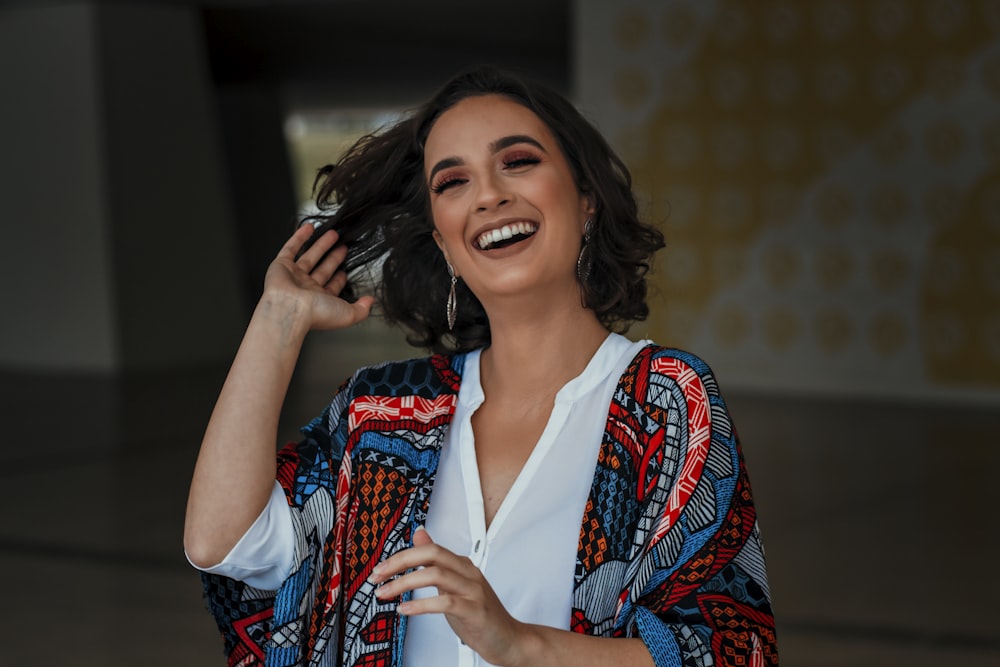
[305,65,665,354]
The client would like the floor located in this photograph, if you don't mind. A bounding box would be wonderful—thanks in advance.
[3,335,999,666]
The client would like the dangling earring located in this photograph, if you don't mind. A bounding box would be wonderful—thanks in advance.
[576,217,594,283]
[446,262,458,331]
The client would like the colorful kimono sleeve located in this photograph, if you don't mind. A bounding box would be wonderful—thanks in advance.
[573,347,778,667]
[200,373,357,667]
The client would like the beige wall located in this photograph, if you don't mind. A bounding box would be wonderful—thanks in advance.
[575,0,1000,402]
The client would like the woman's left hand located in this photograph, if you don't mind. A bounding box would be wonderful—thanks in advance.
[371,527,529,666]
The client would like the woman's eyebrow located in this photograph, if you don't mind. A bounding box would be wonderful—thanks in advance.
[490,135,546,154]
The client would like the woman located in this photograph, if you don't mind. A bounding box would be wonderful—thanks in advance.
[184,65,777,667]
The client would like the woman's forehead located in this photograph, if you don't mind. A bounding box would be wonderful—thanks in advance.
[425,96,552,153]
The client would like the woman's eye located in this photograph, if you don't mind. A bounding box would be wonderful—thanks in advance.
[503,154,541,169]
[431,177,466,194]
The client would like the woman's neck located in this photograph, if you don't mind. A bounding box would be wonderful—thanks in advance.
[477,302,610,405]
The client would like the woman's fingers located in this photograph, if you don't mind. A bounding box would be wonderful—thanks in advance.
[371,530,465,584]
[377,566,490,619]
[298,227,337,263]
[296,228,340,272]
[413,525,434,547]
[375,565,446,601]
[323,269,348,295]
[273,225,354,290]
[371,530,523,665]
[371,532,481,605]
[276,221,320,262]
[277,223,341,270]
[311,245,350,289]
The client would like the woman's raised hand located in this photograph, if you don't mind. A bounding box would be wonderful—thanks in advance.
[263,223,375,332]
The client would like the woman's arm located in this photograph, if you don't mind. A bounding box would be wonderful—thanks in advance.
[510,628,652,667]
[184,224,373,567]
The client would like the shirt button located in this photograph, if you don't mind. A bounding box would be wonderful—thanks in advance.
[470,539,485,567]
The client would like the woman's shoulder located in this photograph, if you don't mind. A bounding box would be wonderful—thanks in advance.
[641,344,717,373]
[627,343,725,398]
[303,352,469,437]
[619,344,736,442]
[342,351,469,398]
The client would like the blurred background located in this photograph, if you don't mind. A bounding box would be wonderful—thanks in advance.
[1,0,998,664]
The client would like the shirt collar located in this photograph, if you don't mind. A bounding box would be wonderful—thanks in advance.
[456,333,639,409]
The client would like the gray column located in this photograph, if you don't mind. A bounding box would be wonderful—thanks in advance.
[0,2,244,373]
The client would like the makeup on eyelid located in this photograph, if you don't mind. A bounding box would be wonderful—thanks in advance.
[430,149,543,194]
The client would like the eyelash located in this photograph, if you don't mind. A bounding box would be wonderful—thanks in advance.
[431,176,466,194]
[431,152,542,194]
[503,153,541,169]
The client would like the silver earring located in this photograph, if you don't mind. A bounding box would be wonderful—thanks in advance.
[576,217,594,283]
[446,262,458,330]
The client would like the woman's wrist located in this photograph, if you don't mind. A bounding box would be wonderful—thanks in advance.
[252,291,314,347]
[503,625,653,667]
[503,622,548,667]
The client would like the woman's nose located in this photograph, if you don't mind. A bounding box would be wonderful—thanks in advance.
[475,174,512,212]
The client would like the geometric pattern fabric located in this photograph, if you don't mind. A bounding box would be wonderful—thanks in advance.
[200,346,777,665]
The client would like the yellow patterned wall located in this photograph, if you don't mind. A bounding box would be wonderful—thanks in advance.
[576,0,1000,401]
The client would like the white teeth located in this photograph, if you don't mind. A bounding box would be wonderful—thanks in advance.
[477,222,538,249]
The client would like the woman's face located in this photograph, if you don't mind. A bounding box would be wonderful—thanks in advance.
[423,94,592,307]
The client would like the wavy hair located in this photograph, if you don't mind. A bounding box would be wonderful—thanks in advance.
[304,65,665,354]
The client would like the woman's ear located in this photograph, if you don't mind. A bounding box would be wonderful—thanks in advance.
[432,230,455,273]
[580,192,596,225]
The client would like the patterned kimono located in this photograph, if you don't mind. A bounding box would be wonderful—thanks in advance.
[201,345,778,666]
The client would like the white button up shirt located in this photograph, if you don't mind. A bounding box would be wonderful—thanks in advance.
[404,333,646,666]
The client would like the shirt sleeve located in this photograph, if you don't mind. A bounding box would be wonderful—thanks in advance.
[185,481,295,590]
[628,349,778,667]
[572,346,778,666]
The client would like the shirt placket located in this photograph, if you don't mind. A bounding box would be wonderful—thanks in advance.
[456,533,488,667]
[458,401,487,667]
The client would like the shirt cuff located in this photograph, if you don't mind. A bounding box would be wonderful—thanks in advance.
[185,481,294,590]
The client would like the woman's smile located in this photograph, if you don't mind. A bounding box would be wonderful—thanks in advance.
[474,219,539,251]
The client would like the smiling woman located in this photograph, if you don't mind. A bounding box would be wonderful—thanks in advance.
[301,66,666,355]
[184,65,778,667]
